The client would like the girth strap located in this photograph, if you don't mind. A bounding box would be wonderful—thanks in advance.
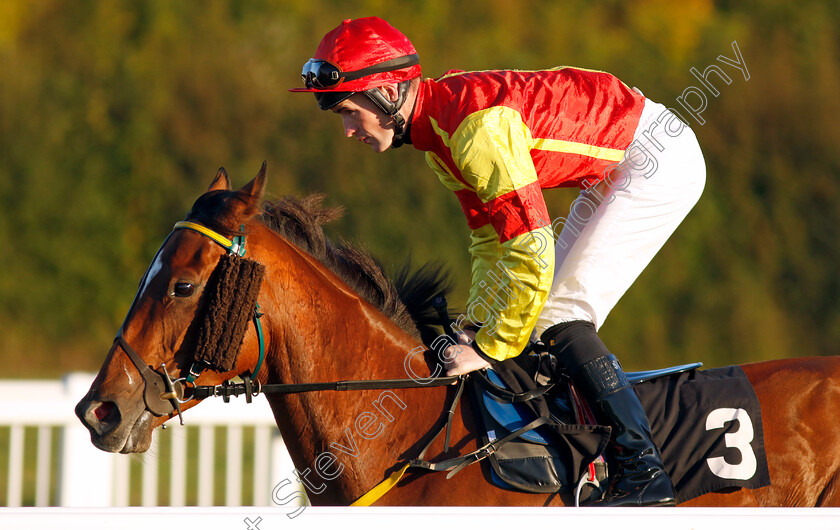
[410,416,549,478]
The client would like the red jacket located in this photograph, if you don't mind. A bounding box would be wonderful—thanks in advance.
[409,67,645,360]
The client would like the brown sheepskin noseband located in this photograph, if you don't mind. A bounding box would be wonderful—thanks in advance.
[194,253,265,372]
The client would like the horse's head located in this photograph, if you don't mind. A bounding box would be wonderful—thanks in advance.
[76,164,268,453]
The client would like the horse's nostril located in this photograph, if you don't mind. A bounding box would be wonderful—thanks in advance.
[79,399,122,436]
[94,402,114,421]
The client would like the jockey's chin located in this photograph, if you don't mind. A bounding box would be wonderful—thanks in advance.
[366,131,394,153]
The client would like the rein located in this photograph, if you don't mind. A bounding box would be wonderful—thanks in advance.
[174,220,459,401]
[190,374,459,400]
[172,221,266,386]
[130,221,458,411]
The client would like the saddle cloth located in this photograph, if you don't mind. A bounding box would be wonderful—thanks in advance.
[474,362,771,503]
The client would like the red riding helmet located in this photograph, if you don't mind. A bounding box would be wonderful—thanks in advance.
[291,17,420,147]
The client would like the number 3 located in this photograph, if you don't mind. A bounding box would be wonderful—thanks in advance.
[705,407,757,480]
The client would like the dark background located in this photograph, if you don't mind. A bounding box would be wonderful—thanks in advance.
[1,0,837,377]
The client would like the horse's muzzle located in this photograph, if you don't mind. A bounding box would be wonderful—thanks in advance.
[75,393,155,453]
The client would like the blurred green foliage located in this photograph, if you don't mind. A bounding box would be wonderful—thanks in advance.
[1,0,838,377]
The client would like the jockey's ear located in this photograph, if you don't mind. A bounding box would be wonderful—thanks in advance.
[208,167,232,192]
[233,161,267,219]
[380,82,400,103]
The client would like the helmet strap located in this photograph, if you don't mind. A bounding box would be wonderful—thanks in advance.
[364,80,413,148]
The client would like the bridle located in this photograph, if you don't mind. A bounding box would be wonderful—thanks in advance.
[117,218,456,426]
[116,220,265,425]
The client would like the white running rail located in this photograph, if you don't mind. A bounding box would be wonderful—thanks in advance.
[3,506,840,530]
[0,373,302,507]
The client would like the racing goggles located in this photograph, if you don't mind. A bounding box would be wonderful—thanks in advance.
[301,54,419,89]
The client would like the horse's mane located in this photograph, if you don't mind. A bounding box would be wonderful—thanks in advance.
[258,194,453,341]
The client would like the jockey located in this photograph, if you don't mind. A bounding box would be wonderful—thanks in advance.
[292,16,705,507]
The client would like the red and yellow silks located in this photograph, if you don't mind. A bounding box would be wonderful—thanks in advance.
[411,67,645,361]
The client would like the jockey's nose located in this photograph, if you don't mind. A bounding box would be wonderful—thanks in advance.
[341,116,356,138]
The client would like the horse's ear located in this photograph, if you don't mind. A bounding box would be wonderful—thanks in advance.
[208,167,231,192]
[235,161,267,217]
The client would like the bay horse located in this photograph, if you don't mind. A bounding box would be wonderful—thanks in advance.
[76,165,840,507]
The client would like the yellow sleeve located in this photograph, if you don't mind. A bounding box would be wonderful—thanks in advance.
[464,225,554,361]
[446,107,555,361]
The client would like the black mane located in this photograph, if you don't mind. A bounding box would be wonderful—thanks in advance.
[257,194,453,340]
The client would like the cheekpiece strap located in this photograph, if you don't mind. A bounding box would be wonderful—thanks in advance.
[173,221,259,386]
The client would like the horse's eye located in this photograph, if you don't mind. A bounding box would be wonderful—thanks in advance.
[172,282,195,298]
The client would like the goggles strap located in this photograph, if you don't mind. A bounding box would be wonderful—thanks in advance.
[343,54,419,83]
[304,54,419,89]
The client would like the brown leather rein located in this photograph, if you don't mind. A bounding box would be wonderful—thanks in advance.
[117,219,459,427]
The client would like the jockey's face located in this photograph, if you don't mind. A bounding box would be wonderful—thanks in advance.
[331,88,396,153]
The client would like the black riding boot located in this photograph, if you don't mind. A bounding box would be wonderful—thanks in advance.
[542,321,676,507]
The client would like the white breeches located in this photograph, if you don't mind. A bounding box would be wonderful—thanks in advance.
[532,99,706,338]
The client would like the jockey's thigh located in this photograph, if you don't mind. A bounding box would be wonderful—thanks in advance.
[531,99,706,339]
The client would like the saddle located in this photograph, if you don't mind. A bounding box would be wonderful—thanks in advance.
[468,352,771,504]
[417,300,769,503]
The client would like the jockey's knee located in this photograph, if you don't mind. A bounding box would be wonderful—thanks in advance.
[540,320,612,374]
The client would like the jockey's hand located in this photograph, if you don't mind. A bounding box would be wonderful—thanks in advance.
[443,331,491,376]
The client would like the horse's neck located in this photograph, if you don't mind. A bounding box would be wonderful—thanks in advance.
[268,242,418,378]
[260,237,443,504]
